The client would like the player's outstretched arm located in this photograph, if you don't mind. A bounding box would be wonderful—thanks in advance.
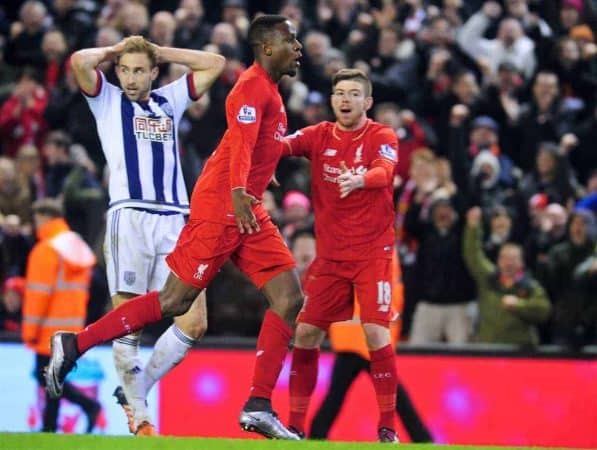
[70,39,128,95]
[153,45,225,98]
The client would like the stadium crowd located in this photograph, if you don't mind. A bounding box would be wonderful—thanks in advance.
[0,0,595,348]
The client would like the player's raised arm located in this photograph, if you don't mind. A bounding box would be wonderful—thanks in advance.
[70,39,128,96]
[153,45,225,98]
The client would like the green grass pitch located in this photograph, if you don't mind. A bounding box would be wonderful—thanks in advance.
[0,433,584,450]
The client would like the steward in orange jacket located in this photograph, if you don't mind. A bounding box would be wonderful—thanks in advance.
[22,202,96,355]
[21,198,100,433]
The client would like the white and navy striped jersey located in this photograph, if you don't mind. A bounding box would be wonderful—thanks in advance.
[84,71,198,214]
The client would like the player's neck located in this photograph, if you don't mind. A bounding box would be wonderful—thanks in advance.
[335,115,368,132]
[254,60,280,83]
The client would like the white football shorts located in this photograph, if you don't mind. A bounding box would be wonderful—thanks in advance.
[104,208,185,296]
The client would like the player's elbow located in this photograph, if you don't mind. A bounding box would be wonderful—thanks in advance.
[212,53,226,74]
[70,51,87,71]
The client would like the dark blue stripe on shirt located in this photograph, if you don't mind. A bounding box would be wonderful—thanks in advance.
[151,93,178,203]
[139,98,165,202]
[121,94,142,199]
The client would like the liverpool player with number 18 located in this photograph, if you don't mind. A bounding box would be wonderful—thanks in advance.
[284,69,400,443]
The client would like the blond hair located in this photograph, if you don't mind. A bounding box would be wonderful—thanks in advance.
[117,36,158,67]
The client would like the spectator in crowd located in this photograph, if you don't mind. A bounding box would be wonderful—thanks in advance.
[525,201,569,271]
[50,0,98,51]
[0,157,33,228]
[514,71,572,171]
[539,209,596,347]
[519,141,580,208]
[295,91,329,128]
[464,206,551,347]
[41,131,104,246]
[119,2,149,37]
[406,197,476,344]
[0,214,33,279]
[15,144,44,202]
[395,148,438,335]
[458,1,537,79]
[4,0,48,70]
[483,205,517,263]
[41,29,69,94]
[280,190,313,242]
[0,276,25,334]
[573,244,597,345]
[174,0,212,50]
[289,229,315,283]
[570,105,597,184]
[0,67,48,157]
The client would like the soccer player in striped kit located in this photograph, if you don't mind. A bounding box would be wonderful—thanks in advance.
[68,35,224,435]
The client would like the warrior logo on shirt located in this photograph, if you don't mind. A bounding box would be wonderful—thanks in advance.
[237,105,257,124]
[134,116,173,142]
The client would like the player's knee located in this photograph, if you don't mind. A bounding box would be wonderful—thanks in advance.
[295,323,325,348]
[158,290,189,317]
[180,316,207,340]
[363,322,391,351]
[279,293,303,322]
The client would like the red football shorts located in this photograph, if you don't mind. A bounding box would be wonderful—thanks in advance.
[298,256,393,329]
[166,217,295,289]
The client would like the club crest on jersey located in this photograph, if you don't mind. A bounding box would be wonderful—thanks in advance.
[134,116,173,142]
[237,105,256,124]
[354,144,363,163]
[193,263,209,280]
[379,144,397,162]
[124,271,136,286]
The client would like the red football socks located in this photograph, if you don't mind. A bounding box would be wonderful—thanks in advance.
[289,347,319,433]
[76,291,162,354]
[370,344,398,431]
[249,310,293,399]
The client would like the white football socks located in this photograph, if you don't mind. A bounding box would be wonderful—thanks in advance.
[143,324,195,395]
[113,335,151,426]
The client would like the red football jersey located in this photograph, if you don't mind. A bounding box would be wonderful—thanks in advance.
[285,119,398,261]
[190,63,287,223]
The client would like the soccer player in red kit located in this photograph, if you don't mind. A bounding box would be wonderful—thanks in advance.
[45,15,304,440]
[283,69,400,443]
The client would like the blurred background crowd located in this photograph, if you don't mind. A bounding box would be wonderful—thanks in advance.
[0,0,595,348]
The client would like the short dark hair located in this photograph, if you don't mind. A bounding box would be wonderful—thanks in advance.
[32,198,63,218]
[248,14,288,49]
[332,68,372,97]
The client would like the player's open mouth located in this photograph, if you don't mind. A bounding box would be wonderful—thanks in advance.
[340,108,351,113]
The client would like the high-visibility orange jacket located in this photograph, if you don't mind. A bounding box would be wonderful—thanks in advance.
[328,249,403,360]
[21,218,96,356]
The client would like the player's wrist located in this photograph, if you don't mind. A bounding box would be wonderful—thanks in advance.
[355,174,365,189]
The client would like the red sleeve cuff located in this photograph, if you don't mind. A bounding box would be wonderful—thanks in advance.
[81,69,102,97]
[187,72,201,101]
